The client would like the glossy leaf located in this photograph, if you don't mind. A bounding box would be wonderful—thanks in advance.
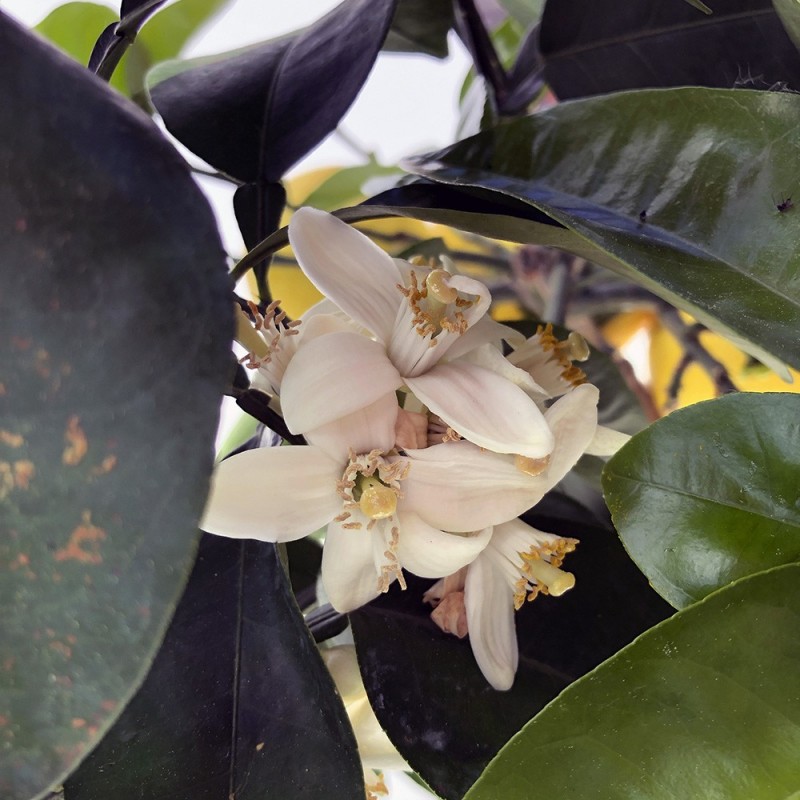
[148,0,398,182]
[0,13,231,799]
[351,501,672,800]
[465,563,800,800]
[603,393,800,608]
[407,88,800,372]
[384,0,453,57]
[64,536,363,800]
[540,0,800,100]
[774,0,800,53]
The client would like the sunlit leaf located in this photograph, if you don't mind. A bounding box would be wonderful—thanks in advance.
[465,563,800,800]
[603,393,800,608]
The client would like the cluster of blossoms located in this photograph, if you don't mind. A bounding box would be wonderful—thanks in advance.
[202,208,625,691]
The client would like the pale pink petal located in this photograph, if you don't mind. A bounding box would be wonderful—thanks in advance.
[322,520,383,613]
[305,393,399,461]
[289,207,402,343]
[405,361,554,457]
[280,331,403,434]
[201,446,341,542]
[395,512,491,578]
[465,554,518,691]
[398,442,546,532]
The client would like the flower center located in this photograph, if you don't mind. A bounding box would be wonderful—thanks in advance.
[397,266,475,345]
[536,323,588,387]
[356,475,397,519]
[507,536,579,609]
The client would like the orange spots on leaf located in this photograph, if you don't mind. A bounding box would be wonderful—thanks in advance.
[54,511,106,565]
[10,337,32,351]
[71,718,86,729]
[62,416,88,466]
[90,454,117,476]
[13,460,34,489]
[0,430,24,448]
[49,640,72,659]
[100,699,117,712]
[14,218,27,232]
[0,715,8,726]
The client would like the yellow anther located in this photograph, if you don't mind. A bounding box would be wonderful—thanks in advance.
[567,331,590,362]
[358,476,397,520]
[523,557,575,597]
[425,269,459,304]
[514,453,551,476]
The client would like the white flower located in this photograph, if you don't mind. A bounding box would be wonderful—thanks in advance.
[278,208,555,460]
[417,382,604,690]
[201,395,492,612]
[425,519,579,691]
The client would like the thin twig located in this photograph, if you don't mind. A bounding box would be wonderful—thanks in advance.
[659,306,738,396]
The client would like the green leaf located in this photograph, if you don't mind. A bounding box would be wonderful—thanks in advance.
[148,0,399,183]
[0,13,231,798]
[63,537,363,800]
[774,0,800,53]
[603,393,800,608]
[300,160,404,210]
[35,3,126,92]
[407,88,800,372]
[383,0,453,57]
[352,501,672,800]
[465,563,800,800]
[540,0,798,99]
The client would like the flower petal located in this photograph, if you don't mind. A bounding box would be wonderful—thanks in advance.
[281,330,403,434]
[395,512,491,578]
[465,554,518,691]
[321,520,383,613]
[201,446,341,542]
[289,207,402,343]
[305,392,399,460]
[398,442,546,532]
[584,425,630,457]
[542,383,600,482]
[406,361,554,457]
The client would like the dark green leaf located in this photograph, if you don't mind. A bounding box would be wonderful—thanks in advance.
[465,563,800,800]
[0,13,231,799]
[774,0,800,53]
[603,393,800,608]
[540,0,800,99]
[64,537,363,800]
[148,0,398,183]
[383,0,453,57]
[351,502,672,800]
[300,160,404,210]
[407,88,800,372]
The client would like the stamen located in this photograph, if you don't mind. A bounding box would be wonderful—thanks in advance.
[514,454,551,476]
[567,331,590,362]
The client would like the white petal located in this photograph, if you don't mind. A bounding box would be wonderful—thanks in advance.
[398,442,546,532]
[584,425,631,457]
[289,207,402,343]
[321,521,383,613]
[543,383,600,481]
[201,446,341,542]
[465,555,518,690]
[281,331,403,434]
[406,361,554,457]
[395,512,491,578]
[305,393,399,460]
[458,342,548,398]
